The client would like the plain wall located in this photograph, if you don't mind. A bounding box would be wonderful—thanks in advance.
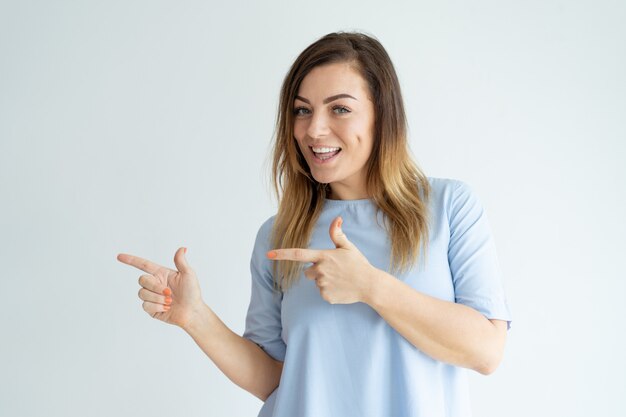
[1,0,624,416]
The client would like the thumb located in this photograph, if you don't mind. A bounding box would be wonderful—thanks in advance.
[174,247,193,273]
[329,216,354,249]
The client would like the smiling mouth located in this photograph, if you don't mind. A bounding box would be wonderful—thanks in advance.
[309,146,341,161]
[309,146,342,162]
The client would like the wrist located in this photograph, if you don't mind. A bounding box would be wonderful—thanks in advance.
[182,302,212,334]
[361,266,387,307]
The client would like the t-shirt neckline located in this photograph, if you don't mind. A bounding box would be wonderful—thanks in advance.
[323,197,374,207]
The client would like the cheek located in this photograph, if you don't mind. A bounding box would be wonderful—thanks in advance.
[293,120,307,140]
[338,121,372,147]
[294,141,307,159]
[292,124,306,150]
[356,119,375,149]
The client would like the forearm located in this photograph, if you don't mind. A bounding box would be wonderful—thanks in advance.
[363,268,504,374]
[182,303,283,401]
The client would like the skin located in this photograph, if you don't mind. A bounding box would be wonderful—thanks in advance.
[116,61,507,380]
[269,62,509,374]
[293,62,375,200]
[117,248,284,401]
[116,247,205,328]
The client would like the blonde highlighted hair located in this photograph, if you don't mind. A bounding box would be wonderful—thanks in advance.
[268,31,431,293]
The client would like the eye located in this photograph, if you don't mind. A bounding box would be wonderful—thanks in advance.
[293,107,310,116]
[333,105,351,114]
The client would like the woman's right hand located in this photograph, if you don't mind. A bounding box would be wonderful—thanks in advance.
[117,247,205,329]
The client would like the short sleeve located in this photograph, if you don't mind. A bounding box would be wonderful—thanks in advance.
[448,180,513,330]
[242,217,287,361]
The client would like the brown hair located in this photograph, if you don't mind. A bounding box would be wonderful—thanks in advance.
[268,30,431,293]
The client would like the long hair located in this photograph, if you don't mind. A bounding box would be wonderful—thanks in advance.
[269,31,431,293]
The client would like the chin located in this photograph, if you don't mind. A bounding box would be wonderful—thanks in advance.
[311,172,335,185]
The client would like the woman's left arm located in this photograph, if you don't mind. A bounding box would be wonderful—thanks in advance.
[362,268,508,375]
[267,190,511,375]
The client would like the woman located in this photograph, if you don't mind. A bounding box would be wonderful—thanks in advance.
[118,31,512,417]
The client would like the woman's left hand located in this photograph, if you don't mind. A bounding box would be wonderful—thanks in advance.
[266,216,376,304]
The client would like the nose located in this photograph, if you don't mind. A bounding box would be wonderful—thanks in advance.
[306,111,331,139]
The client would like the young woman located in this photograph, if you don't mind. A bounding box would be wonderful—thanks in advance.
[118,31,512,417]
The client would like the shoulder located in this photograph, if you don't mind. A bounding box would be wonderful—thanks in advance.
[426,175,467,194]
[257,214,277,235]
[252,214,278,250]
[249,215,278,271]
[425,176,469,208]
[425,177,486,225]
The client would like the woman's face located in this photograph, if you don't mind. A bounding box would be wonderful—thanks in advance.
[293,62,375,199]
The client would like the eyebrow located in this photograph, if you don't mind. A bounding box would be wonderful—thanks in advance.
[294,93,358,105]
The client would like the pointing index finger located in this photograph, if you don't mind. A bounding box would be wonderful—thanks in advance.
[267,248,322,263]
[117,253,167,275]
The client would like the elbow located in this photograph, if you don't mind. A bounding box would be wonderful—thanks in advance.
[475,360,498,375]
[472,344,505,375]
[257,361,283,401]
[474,322,507,375]
[258,383,280,402]
[257,387,270,402]
[474,349,504,375]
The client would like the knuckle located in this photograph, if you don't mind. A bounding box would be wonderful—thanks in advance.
[138,274,149,287]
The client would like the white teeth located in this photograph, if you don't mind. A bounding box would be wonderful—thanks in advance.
[312,146,341,153]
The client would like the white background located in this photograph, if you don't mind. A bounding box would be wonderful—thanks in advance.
[1,1,624,416]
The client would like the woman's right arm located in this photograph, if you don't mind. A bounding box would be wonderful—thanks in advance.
[182,302,284,402]
[117,248,283,402]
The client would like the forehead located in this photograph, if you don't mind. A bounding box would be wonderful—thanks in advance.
[297,62,368,99]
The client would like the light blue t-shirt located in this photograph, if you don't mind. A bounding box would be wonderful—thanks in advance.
[243,176,512,417]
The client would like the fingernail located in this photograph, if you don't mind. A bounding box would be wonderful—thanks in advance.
[163,288,172,296]
[165,297,172,304]
[267,251,277,259]
[164,305,171,310]
[184,247,187,254]
[338,218,343,228]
